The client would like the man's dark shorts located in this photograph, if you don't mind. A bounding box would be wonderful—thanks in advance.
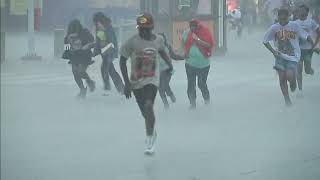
[133,84,158,112]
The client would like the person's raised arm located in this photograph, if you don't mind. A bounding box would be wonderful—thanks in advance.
[192,34,211,48]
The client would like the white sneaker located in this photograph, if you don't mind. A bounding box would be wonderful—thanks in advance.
[144,130,157,155]
[144,136,154,155]
[296,90,304,98]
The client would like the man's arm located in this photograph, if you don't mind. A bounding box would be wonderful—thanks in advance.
[120,55,132,98]
[120,56,130,85]
[263,42,280,58]
[313,27,320,49]
[159,50,173,71]
[168,45,185,60]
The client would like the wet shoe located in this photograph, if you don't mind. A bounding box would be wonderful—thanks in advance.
[144,130,157,155]
[77,87,87,99]
[87,80,96,92]
[296,90,304,98]
[104,83,111,91]
[189,103,196,110]
[285,98,292,107]
[290,82,296,92]
[310,68,314,75]
[144,137,154,155]
[164,103,169,110]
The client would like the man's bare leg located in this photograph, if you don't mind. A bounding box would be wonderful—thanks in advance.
[278,71,292,106]
[144,99,155,136]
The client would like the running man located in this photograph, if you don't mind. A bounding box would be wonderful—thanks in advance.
[295,4,320,97]
[119,13,173,154]
[263,8,315,106]
[63,19,96,98]
[158,33,185,109]
[182,18,214,109]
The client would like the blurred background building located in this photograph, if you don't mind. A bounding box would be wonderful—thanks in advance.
[0,0,139,32]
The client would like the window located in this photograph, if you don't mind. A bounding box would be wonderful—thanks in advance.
[194,0,211,15]
[176,0,212,17]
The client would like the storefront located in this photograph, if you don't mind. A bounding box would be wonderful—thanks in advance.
[140,0,227,54]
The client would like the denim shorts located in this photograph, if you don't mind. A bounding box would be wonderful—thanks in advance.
[274,58,298,73]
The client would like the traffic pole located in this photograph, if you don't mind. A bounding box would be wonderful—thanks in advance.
[21,0,41,60]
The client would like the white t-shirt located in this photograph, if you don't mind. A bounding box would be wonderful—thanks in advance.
[263,21,308,62]
[295,18,319,50]
[120,34,165,89]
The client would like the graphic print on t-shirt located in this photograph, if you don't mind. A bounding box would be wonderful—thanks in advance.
[131,47,157,81]
[275,30,296,56]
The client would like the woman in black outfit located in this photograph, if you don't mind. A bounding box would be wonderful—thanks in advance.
[63,19,96,98]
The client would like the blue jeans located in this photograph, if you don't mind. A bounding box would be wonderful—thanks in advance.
[274,58,298,74]
[101,55,124,93]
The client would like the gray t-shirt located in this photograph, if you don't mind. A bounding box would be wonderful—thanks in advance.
[263,21,308,62]
[120,34,165,89]
[295,18,319,50]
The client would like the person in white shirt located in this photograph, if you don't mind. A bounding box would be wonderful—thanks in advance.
[263,8,314,106]
[295,4,320,97]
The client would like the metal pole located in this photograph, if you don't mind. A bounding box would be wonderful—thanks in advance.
[28,0,35,55]
[22,0,41,60]
[21,0,41,60]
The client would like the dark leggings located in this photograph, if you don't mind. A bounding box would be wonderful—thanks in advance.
[159,71,174,106]
[72,64,92,89]
[101,55,124,93]
[185,64,210,105]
